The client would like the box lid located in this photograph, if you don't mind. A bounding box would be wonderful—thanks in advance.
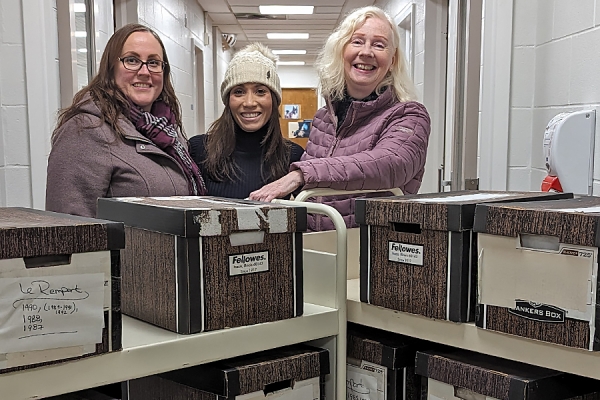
[347,322,424,369]
[158,344,329,396]
[473,196,600,247]
[355,191,572,232]
[0,208,124,259]
[97,196,307,237]
[416,349,600,400]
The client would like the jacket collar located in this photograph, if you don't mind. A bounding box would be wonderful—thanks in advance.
[78,93,154,144]
[326,87,396,125]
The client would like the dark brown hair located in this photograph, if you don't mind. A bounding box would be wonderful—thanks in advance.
[203,91,291,182]
[52,23,183,143]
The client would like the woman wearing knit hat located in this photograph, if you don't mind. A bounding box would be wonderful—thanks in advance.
[189,43,304,199]
[249,6,431,231]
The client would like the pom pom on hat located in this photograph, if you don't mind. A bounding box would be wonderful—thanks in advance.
[220,43,282,105]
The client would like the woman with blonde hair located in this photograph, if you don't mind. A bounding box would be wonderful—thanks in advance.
[250,6,431,231]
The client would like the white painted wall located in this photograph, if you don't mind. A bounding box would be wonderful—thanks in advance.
[481,0,600,194]
[0,0,32,207]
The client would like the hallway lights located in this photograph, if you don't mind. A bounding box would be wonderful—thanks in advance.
[273,50,307,55]
[267,33,309,39]
[259,6,314,15]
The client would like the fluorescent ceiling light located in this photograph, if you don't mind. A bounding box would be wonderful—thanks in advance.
[277,61,306,66]
[273,50,307,55]
[267,33,309,40]
[73,3,86,13]
[75,31,87,38]
[77,48,88,53]
[259,6,314,15]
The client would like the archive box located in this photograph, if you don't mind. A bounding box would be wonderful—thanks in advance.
[355,191,572,322]
[347,322,427,400]
[97,196,306,333]
[0,207,124,373]
[474,196,600,351]
[126,344,329,400]
[416,349,600,400]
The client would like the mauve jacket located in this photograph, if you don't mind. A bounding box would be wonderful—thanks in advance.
[46,98,191,218]
[291,87,431,231]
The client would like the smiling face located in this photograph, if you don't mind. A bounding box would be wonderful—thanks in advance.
[343,17,395,99]
[115,31,164,111]
[229,83,273,132]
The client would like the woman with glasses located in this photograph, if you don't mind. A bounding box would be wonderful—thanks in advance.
[46,24,205,218]
[189,43,304,199]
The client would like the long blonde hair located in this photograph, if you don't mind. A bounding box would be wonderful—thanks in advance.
[315,6,417,102]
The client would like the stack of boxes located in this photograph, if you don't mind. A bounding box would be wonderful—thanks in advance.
[0,196,315,398]
[354,190,600,397]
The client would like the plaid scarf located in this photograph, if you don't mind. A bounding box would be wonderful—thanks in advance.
[128,100,206,195]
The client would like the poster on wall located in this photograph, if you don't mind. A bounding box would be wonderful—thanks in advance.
[288,120,312,138]
[283,104,300,119]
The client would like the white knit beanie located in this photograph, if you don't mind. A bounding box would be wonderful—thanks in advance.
[220,43,282,105]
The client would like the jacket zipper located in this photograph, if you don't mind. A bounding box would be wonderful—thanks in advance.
[327,107,356,157]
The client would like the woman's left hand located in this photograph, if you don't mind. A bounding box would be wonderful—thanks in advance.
[249,170,304,202]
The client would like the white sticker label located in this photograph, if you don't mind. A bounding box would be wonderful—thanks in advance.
[347,364,379,400]
[229,251,269,276]
[0,273,105,353]
[388,242,424,266]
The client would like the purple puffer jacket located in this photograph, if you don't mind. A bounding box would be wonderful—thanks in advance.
[290,87,431,231]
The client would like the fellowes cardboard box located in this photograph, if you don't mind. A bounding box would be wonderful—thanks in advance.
[347,323,430,400]
[355,191,571,322]
[416,349,600,399]
[474,196,600,350]
[0,208,123,373]
[126,344,329,400]
[97,196,306,333]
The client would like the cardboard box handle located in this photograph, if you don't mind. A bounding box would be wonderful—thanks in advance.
[391,221,422,235]
[264,379,293,395]
[23,254,72,269]
[519,233,559,251]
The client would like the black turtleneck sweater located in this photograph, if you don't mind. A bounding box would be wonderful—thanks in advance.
[189,124,304,199]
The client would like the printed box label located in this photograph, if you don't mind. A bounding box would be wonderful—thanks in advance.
[388,242,424,266]
[229,251,269,276]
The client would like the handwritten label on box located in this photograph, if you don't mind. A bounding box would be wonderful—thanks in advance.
[0,273,105,353]
[347,361,386,400]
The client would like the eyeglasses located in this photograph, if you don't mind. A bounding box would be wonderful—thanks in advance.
[118,56,166,73]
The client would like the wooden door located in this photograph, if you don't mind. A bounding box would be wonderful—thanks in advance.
[279,88,318,149]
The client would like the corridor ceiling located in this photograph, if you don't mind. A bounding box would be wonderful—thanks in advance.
[196,0,375,65]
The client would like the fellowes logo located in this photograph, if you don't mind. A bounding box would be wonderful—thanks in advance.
[228,251,269,276]
[390,242,421,255]
[231,254,267,264]
[508,300,565,323]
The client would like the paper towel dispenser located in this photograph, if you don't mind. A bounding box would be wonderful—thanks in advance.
[542,109,595,195]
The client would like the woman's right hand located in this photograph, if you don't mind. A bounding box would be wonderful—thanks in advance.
[249,170,305,202]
